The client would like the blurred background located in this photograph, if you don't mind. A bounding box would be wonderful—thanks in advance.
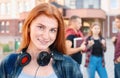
[0,0,119,77]
[0,0,120,53]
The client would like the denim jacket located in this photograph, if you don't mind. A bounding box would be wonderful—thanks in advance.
[0,51,83,78]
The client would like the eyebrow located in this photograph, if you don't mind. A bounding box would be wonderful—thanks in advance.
[37,23,45,27]
[37,23,58,29]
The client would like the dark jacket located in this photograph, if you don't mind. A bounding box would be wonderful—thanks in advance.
[0,50,83,78]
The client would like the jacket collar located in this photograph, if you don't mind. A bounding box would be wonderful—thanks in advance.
[52,50,64,61]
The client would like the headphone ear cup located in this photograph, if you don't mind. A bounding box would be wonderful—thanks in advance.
[18,52,31,66]
[37,51,51,66]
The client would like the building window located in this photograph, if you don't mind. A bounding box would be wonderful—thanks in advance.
[18,22,22,33]
[76,0,83,8]
[6,21,9,33]
[64,0,76,9]
[112,21,118,33]
[64,0,100,9]
[0,3,1,15]
[83,0,100,9]
[1,21,4,26]
[18,2,24,13]
[110,0,119,9]
[25,2,30,11]
[1,21,5,33]
[1,3,6,15]
[6,3,10,15]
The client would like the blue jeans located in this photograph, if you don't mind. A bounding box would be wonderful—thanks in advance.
[114,62,120,78]
[87,55,108,78]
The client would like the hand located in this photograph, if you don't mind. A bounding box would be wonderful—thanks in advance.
[111,36,117,43]
[117,56,120,62]
[80,41,86,51]
[88,40,94,47]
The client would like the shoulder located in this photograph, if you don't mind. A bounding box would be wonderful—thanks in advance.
[0,53,19,74]
[86,36,92,41]
[99,36,105,40]
[62,55,79,67]
[61,55,83,77]
[53,51,78,65]
[54,53,80,70]
[63,55,75,62]
[0,53,19,67]
[66,28,74,33]
[3,53,19,63]
[66,28,76,38]
[51,51,83,77]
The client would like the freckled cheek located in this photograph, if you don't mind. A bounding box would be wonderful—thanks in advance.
[34,30,44,36]
[49,33,57,40]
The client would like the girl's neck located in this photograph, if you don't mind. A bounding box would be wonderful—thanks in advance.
[26,48,40,60]
[27,44,49,59]
[92,34,99,39]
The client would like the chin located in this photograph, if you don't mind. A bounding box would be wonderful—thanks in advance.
[37,46,49,50]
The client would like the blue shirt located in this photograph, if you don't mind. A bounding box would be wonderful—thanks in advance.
[0,50,83,78]
[18,71,57,78]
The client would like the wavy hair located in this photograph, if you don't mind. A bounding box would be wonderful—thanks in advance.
[18,3,66,54]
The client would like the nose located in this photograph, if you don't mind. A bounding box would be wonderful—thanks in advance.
[42,31,50,40]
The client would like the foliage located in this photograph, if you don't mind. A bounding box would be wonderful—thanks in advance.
[3,44,12,52]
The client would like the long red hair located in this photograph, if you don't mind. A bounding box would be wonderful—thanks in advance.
[18,3,66,54]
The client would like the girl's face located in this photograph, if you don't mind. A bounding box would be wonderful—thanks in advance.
[91,25,101,35]
[29,14,58,50]
[115,18,120,29]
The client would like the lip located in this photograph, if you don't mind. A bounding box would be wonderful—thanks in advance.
[37,39,49,45]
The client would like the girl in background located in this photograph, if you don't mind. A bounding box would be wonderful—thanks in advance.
[85,22,108,78]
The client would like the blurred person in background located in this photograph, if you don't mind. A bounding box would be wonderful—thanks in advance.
[65,15,86,77]
[112,15,120,78]
[85,22,108,78]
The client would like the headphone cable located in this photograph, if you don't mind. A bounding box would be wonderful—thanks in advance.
[34,66,40,78]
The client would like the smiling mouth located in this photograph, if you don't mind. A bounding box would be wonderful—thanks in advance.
[38,39,49,45]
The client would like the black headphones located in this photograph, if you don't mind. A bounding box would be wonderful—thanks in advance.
[17,48,52,67]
